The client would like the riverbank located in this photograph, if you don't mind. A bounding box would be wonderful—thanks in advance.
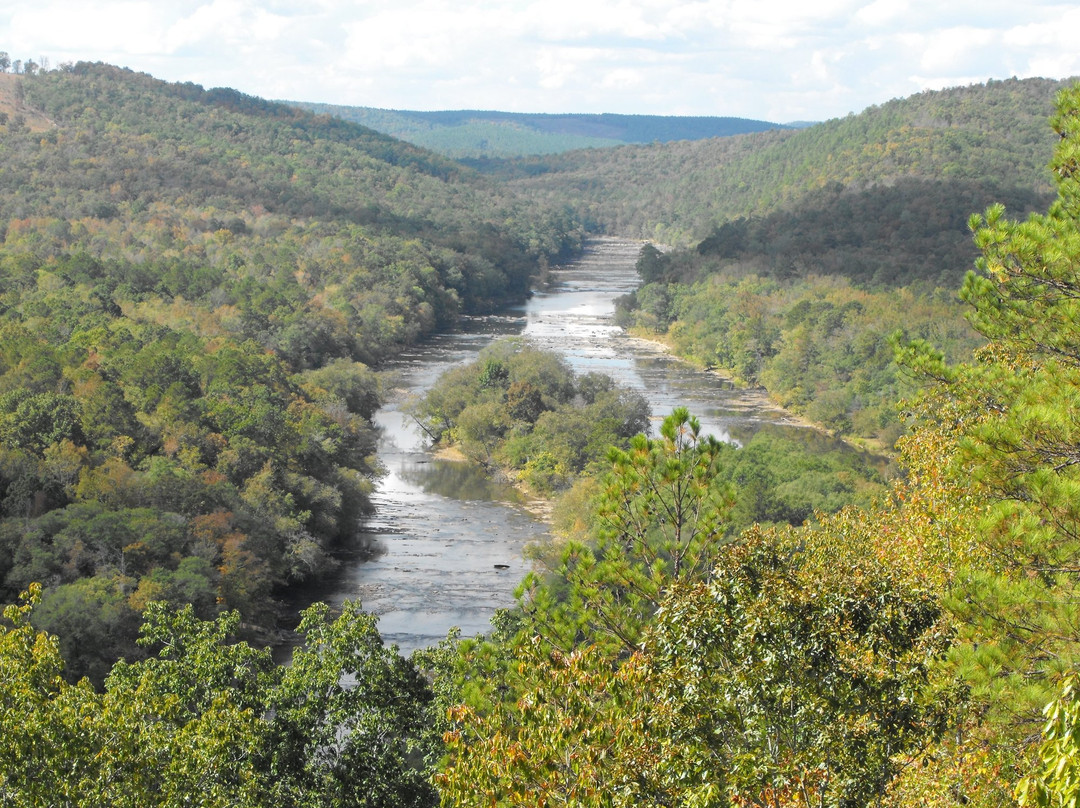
[621,329,896,456]
[432,440,556,521]
[298,236,890,653]
[621,331,822,430]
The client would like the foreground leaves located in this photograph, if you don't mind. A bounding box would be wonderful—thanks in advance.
[0,586,438,808]
[442,523,953,808]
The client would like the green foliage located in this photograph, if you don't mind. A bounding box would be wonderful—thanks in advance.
[521,408,888,655]
[415,339,649,492]
[1019,674,1080,808]
[885,81,1080,803]
[722,427,889,530]
[438,643,715,807]
[0,390,82,454]
[292,104,785,159]
[442,524,953,808]
[520,408,734,654]
[297,359,381,421]
[0,586,439,807]
[920,82,1080,724]
[266,601,438,807]
[653,527,953,808]
[0,586,271,807]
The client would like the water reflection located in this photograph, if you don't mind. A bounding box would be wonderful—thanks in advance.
[397,458,523,503]
[289,237,839,655]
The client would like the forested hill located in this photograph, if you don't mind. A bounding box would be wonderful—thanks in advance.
[287,103,791,158]
[0,62,582,680]
[605,78,1077,447]
[4,63,581,274]
[487,76,1071,248]
[9,63,1080,807]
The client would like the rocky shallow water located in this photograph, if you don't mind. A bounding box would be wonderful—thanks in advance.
[283,237,829,654]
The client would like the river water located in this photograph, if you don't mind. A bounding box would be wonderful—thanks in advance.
[295,237,820,654]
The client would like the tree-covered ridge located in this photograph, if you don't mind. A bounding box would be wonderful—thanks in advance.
[431,83,1080,807]
[0,62,584,681]
[607,80,1075,442]
[488,76,1068,246]
[288,104,790,159]
[616,247,987,443]
[5,63,582,270]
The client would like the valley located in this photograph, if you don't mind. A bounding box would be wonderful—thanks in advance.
[0,60,1078,808]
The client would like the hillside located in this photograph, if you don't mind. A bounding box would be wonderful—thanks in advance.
[488,76,1069,248]
[5,60,1080,808]
[0,62,582,680]
[289,102,790,158]
[6,65,581,272]
[0,72,55,132]
[603,78,1075,446]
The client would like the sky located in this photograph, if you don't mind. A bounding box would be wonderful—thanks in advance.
[3,0,1079,123]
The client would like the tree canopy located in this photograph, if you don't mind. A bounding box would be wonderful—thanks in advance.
[0,585,440,807]
[4,55,1080,808]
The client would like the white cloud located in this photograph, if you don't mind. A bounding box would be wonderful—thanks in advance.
[9,2,169,55]
[800,50,844,85]
[534,46,609,90]
[520,0,665,41]
[912,27,998,74]
[1001,8,1080,78]
[166,0,293,52]
[854,0,910,27]
[601,67,645,90]
[0,0,1076,119]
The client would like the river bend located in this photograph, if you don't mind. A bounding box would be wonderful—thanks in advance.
[295,237,817,654]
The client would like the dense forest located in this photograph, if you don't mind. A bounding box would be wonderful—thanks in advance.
[0,61,582,681]
[600,78,1072,444]
[4,55,1080,808]
[288,104,791,159]
[484,76,1066,246]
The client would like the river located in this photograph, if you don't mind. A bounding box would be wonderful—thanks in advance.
[289,237,824,655]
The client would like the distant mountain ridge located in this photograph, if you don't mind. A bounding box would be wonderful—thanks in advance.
[287,102,791,157]
[483,76,1074,247]
[0,62,587,677]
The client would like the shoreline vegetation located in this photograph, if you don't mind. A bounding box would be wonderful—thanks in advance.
[623,329,902,457]
[621,331,822,430]
[426,330,841,514]
[4,58,1080,808]
[413,333,893,547]
[615,259,985,451]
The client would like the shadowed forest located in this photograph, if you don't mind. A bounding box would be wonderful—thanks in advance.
[1,60,1079,808]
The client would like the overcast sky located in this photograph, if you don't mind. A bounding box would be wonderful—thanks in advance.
[4,0,1078,123]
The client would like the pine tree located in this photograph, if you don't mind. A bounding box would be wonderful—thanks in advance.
[902,83,1080,794]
